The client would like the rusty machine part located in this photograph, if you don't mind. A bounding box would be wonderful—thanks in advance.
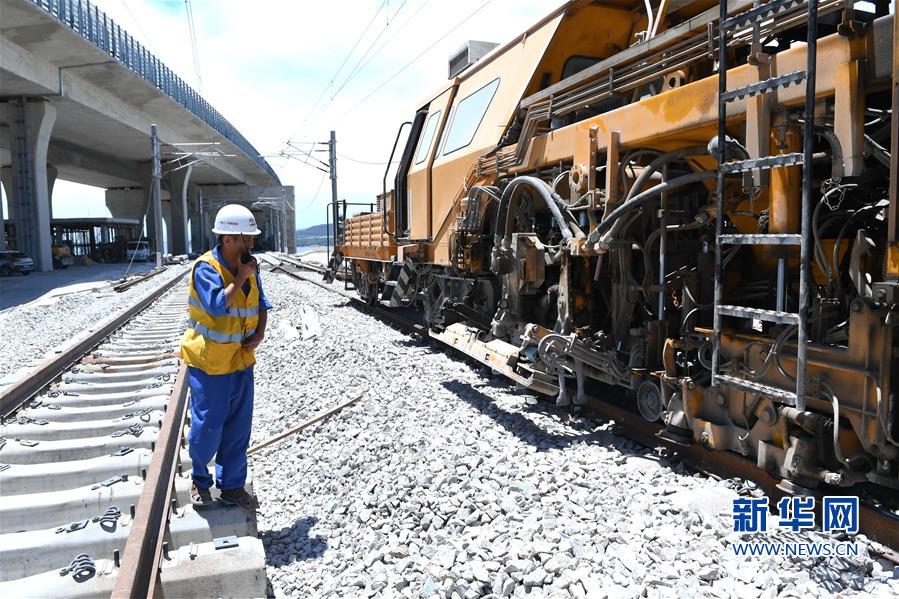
[329,0,899,495]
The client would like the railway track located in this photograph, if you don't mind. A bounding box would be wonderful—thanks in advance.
[111,268,166,294]
[270,254,899,556]
[0,269,266,598]
[266,255,426,336]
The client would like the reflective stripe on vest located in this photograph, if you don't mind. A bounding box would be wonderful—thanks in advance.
[186,319,256,344]
[188,296,260,319]
[180,250,260,375]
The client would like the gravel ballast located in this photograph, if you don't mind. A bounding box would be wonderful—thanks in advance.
[0,265,189,382]
[250,269,898,598]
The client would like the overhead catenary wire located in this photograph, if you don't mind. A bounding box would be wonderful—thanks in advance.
[281,0,431,155]
[327,0,410,102]
[297,173,329,214]
[337,152,398,166]
[276,0,437,159]
[184,0,203,90]
[338,0,495,120]
[345,0,436,91]
[285,141,331,169]
[120,0,158,54]
[273,141,331,174]
[284,0,390,146]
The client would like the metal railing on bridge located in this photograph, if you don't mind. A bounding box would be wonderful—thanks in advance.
[30,0,280,184]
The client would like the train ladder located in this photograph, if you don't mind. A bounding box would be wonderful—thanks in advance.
[711,0,818,412]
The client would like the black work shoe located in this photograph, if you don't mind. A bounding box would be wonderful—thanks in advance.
[219,487,258,510]
[190,482,213,507]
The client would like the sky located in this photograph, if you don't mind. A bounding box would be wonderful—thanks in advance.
[34,0,565,230]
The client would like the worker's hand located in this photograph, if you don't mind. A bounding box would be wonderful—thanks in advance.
[237,256,257,284]
[242,331,264,351]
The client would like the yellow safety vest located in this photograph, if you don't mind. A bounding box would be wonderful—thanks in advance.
[180,251,260,375]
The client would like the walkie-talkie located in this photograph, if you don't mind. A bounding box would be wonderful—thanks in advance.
[240,236,253,265]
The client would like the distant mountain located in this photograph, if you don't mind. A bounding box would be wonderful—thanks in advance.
[296,223,329,248]
[296,223,329,237]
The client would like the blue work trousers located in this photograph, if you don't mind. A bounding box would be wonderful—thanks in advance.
[187,365,254,490]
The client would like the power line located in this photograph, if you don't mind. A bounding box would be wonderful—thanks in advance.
[303,0,432,134]
[120,0,158,54]
[184,0,203,90]
[337,152,398,166]
[297,173,329,214]
[284,0,388,146]
[286,141,330,168]
[344,0,436,91]
[339,0,495,120]
[328,0,409,103]
[273,141,331,173]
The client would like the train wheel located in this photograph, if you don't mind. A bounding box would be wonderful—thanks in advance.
[351,263,381,305]
[636,380,663,422]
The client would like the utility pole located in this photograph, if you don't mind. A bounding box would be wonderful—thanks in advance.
[274,207,282,252]
[329,130,339,252]
[197,189,206,252]
[150,124,164,268]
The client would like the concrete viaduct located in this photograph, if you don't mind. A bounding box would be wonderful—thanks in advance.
[0,0,294,271]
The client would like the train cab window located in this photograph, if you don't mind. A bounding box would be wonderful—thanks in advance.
[414,110,441,165]
[436,105,455,157]
[442,78,500,155]
[561,56,600,81]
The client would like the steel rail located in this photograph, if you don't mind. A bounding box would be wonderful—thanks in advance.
[271,262,427,336]
[279,254,327,274]
[112,267,166,293]
[0,269,188,418]
[272,258,899,551]
[111,363,189,599]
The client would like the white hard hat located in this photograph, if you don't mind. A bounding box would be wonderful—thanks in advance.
[211,204,261,235]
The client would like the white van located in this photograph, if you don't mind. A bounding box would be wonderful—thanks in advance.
[127,241,151,262]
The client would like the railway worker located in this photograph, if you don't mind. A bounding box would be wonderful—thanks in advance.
[180,203,272,510]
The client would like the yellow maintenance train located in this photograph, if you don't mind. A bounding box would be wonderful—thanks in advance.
[329,0,899,493]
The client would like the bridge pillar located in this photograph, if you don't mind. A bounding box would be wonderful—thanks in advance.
[1,164,56,224]
[105,188,145,220]
[189,193,203,254]
[0,100,56,271]
[285,196,296,254]
[46,165,57,221]
[258,208,276,252]
[273,207,283,252]
[0,167,13,251]
[161,198,173,256]
[165,164,193,256]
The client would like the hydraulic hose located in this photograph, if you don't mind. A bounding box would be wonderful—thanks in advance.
[494,176,580,247]
[624,145,708,202]
[812,183,858,285]
[587,171,716,246]
[820,382,873,471]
